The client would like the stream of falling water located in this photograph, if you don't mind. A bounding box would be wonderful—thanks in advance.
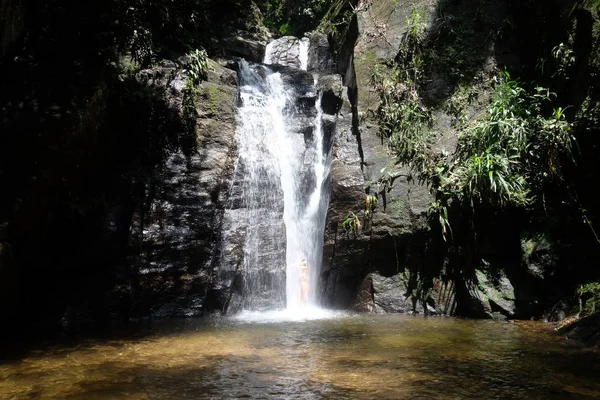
[230,37,332,313]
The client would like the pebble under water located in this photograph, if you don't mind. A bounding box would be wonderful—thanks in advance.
[1,314,600,399]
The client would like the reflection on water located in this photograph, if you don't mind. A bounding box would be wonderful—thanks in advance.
[1,314,599,399]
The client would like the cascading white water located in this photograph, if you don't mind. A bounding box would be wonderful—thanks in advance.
[299,38,309,71]
[284,89,332,310]
[229,37,333,313]
[226,60,292,311]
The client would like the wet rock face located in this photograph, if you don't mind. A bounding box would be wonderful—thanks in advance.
[123,60,239,318]
[321,0,526,318]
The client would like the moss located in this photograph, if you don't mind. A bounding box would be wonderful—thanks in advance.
[197,84,228,115]
[388,198,404,215]
[355,50,386,112]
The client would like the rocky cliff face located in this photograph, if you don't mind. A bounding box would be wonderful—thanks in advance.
[320,0,446,313]
[318,0,534,318]
[120,60,240,318]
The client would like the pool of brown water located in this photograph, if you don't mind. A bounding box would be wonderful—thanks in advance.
[1,313,599,399]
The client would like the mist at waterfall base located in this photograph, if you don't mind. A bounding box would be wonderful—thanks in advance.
[229,39,335,320]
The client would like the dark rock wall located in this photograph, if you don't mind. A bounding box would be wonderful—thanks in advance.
[0,0,271,338]
[320,0,589,319]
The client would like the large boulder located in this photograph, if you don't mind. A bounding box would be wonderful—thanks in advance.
[221,35,268,63]
[454,265,517,319]
[308,33,336,72]
[353,273,424,313]
[558,313,600,348]
[264,36,310,69]
[216,1,270,63]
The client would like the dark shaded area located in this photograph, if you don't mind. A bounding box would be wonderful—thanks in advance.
[491,0,600,312]
[418,0,508,106]
[0,0,251,343]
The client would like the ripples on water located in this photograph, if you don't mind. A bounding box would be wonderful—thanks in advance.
[1,314,599,399]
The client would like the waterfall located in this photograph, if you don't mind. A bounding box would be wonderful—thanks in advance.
[225,37,332,312]
[284,87,332,310]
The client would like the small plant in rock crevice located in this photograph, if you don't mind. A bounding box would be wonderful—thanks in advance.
[342,212,361,235]
[365,194,378,216]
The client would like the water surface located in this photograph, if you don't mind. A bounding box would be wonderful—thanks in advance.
[1,314,599,399]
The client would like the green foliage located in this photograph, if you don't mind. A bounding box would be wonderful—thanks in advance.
[317,0,356,35]
[371,5,435,179]
[114,0,217,67]
[278,23,291,36]
[377,90,434,175]
[182,80,198,139]
[577,282,600,315]
[421,0,500,90]
[375,58,575,236]
[441,73,574,208]
[429,200,452,241]
[576,96,600,132]
[185,48,209,86]
[369,0,578,245]
[551,43,576,78]
[582,0,600,11]
[395,4,427,86]
[342,212,361,235]
[444,85,479,127]
[257,0,357,36]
